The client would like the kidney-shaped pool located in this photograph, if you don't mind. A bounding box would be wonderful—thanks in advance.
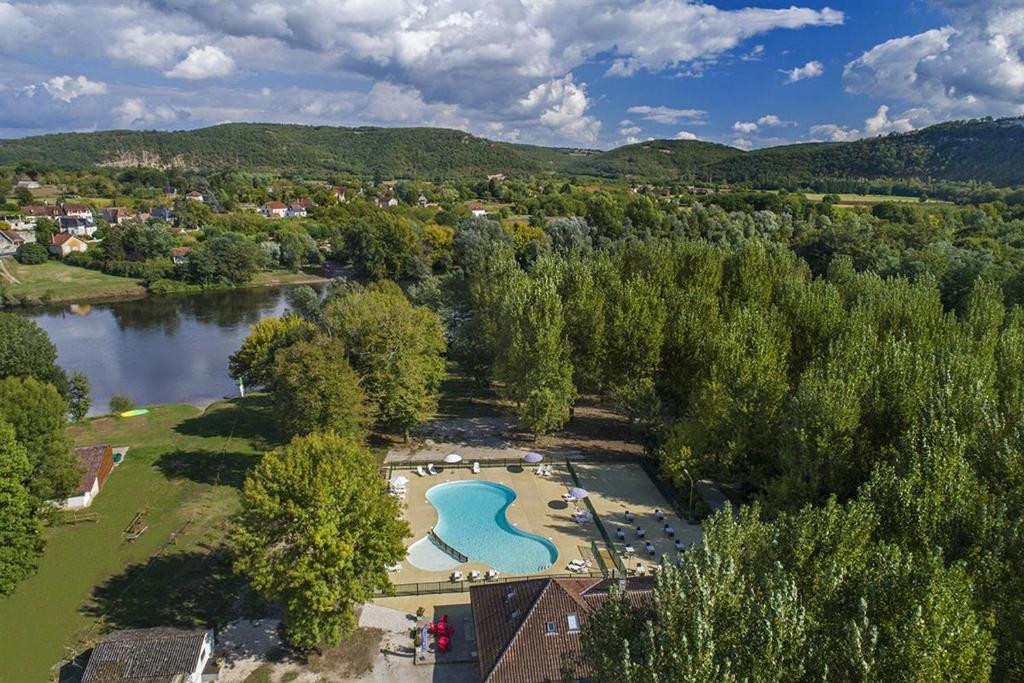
[407,480,558,574]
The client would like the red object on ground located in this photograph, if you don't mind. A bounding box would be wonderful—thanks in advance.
[438,635,451,653]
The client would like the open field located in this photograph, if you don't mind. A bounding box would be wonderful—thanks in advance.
[803,193,949,206]
[0,398,281,683]
[1,257,145,304]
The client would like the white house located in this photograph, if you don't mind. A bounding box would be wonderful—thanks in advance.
[59,216,97,237]
[0,230,23,256]
[15,179,40,189]
[185,191,205,202]
[469,203,488,217]
[82,627,219,683]
[332,185,348,202]
[376,195,399,208]
[260,201,288,218]
[61,203,93,220]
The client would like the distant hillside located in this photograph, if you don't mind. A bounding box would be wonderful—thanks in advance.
[4,117,1024,186]
[0,124,541,178]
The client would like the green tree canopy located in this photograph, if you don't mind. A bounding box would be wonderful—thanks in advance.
[267,337,372,439]
[232,432,409,649]
[229,315,316,387]
[0,420,43,597]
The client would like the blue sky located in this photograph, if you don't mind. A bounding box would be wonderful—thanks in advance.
[1,1,1022,148]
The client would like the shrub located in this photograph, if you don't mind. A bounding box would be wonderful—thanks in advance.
[109,393,134,414]
[14,242,48,265]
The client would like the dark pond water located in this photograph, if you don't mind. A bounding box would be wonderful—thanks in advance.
[23,285,323,415]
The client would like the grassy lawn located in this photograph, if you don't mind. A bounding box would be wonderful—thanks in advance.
[1,258,145,304]
[0,397,281,683]
[248,268,329,288]
[803,193,948,206]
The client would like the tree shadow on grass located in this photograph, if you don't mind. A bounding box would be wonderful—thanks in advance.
[174,395,282,451]
[156,449,258,489]
[84,547,244,631]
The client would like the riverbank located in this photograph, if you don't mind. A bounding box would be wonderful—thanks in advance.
[0,256,330,307]
[0,398,282,683]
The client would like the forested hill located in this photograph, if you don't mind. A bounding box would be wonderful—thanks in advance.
[0,124,539,178]
[4,117,1024,185]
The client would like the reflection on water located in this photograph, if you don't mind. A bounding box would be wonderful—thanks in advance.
[23,285,323,415]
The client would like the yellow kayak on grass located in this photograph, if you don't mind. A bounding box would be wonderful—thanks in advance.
[119,409,149,417]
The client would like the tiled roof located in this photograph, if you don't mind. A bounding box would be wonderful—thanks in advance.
[50,233,80,246]
[82,627,208,683]
[471,576,654,683]
[73,445,112,496]
[263,201,287,210]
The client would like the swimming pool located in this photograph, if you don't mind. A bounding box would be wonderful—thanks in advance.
[407,480,558,574]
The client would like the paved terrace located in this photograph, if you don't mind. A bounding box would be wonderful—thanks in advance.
[386,460,702,587]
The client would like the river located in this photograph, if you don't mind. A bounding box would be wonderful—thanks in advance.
[22,285,323,415]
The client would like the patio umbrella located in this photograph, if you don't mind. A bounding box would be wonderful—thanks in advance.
[523,452,544,463]
[391,475,409,487]
[568,487,589,500]
[444,453,463,464]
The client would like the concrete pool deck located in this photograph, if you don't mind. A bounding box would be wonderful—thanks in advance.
[386,460,702,586]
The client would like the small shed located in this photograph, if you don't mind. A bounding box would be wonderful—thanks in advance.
[64,444,114,509]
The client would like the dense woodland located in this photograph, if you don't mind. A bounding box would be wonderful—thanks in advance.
[6,116,1024,188]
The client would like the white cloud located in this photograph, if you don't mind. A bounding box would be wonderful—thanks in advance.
[674,130,698,140]
[733,137,754,150]
[165,45,236,80]
[520,75,600,142]
[733,121,758,133]
[619,124,642,136]
[863,104,915,136]
[107,27,198,68]
[809,123,860,142]
[114,97,188,126]
[843,3,1024,117]
[0,2,37,53]
[757,114,794,127]
[741,44,765,61]
[42,75,108,103]
[628,105,707,124]
[781,60,824,83]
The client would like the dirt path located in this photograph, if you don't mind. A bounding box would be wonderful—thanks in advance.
[0,257,20,285]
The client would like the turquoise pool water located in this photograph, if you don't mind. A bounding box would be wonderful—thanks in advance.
[408,480,558,574]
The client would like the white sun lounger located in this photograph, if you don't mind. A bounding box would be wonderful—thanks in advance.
[416,465,427,477]
[485,569,500,580]
[535,465,544,475]
[472,461,481,474]
[451,571,464,582]
[386,562,402,572]
[427,463,439,475]
[468,570,481,580]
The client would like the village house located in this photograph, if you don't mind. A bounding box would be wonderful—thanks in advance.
[48,233,88,257]
[172,246,192,265]
[163,186,178,198]
[332,185,348,202]
[286,202,307,218]
[15,178,41,189]
[63,445,114,509]
[0,229,25,256]
[376,194,399,208]
[20,205,61,221]
[59,215,97,238]
[260,201,288,218]
[152,205,173,221]
[470,203,488,217]
[81,627,219,683]
[185,190,204,202]
[102,207,133,225]
[61,203,93,220]
[417,193,429,207]
[1,215,34,231]
[471,576,654,683]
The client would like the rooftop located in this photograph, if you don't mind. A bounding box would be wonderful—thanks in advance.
[81,627,209,683]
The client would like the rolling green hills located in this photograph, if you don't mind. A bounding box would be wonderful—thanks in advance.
[3,116,1024,186]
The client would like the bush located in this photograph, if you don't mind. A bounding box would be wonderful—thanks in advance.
[109,393,134,414]
[14,242,48,265]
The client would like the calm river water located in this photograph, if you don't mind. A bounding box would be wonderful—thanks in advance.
[23,285,323,415]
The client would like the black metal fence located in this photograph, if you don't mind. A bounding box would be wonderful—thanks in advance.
[428,528,468,563]
[381,570,610,597]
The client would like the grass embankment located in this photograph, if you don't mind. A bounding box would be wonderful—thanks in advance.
[1,257,329,307]
[0,398,281,683]
[803,193,949,206]
[1,258,146,304]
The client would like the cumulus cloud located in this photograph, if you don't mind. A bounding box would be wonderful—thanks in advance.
[43,75,108,103]
[107,27,198,68]
[864,104,915,135]
[674,130,698,140]
[520,75,600,142]
[781,60,824,83]
[733,121,758,133]
[165,45,236,79]
[809,123,860,141]
[114,97,189,126]
[628,105,707,124]
[0,2,37,53]
[843,2,1024,117]
[732,137,754,150]
[757,114,793,127]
